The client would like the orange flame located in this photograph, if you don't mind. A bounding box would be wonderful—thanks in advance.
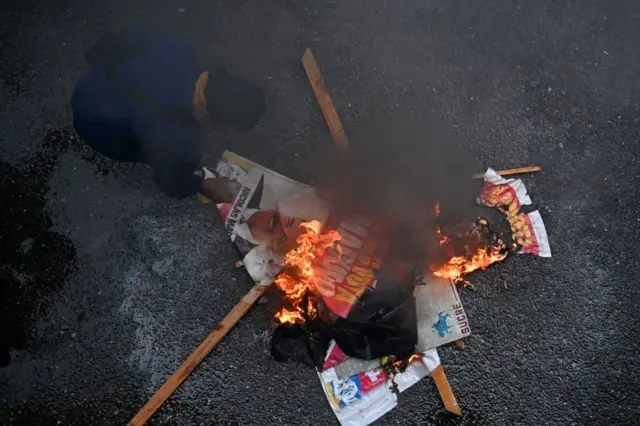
[435,226,449,246]
[431,248,506,283]
[431,202,506,283]
[433,201,449,246]
[389,353,423,369]
[274,220,341,324]
[408,353,422,363]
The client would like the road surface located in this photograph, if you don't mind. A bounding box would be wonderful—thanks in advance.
[1,1,639,425]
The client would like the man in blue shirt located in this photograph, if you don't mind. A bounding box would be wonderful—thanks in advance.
[72,29,265,201]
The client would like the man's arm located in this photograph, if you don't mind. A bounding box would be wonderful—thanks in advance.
[152,157,203,199]
[151,157,240,202]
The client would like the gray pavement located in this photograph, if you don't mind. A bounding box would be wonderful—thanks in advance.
[1,1,639,425]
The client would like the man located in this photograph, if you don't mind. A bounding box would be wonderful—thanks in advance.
[71,28,265,201]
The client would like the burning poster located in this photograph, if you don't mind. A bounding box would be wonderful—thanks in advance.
[477,168,551,257]
[214,151,470,324]
[213,151,324,284]
[428,168,551,285]
[312,214,393,318]
[214,151,395,320]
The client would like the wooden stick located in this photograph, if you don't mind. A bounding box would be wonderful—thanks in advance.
[127,283,270,426]
[471,166,541,179]
[301,48,349,149]
[431,365,462,416]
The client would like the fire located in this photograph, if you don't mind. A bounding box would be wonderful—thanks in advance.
[274,220,341,324]
[431,249,507,283]
[433,201,449,246]
[435,227,449,246]
[389,353,423,370]
[408,353,422,363]
[430,202,506,283]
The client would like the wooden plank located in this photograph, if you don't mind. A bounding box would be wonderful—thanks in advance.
[127,283,270,426]
[472,166,542,179]
[301,48,349,149]
[431,365,463,416]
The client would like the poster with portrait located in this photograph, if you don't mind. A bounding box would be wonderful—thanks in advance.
[213,151,388,319]
[213,151,328,285]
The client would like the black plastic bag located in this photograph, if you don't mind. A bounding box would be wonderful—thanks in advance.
[271,225,420,365]
[330,286,417,361]
[271,323,331,369]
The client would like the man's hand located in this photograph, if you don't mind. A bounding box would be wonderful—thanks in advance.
[202,177,241,203]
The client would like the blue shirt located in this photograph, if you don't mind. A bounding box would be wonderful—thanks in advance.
[72,29,204,198]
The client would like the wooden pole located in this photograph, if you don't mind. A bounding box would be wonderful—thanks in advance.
[431,365,462,416]
[471,166,541,179]
[127,283,270,426]
[301,48,349,149]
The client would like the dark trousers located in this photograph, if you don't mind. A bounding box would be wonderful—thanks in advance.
[73,116,144,163]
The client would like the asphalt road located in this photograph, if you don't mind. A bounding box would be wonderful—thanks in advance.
[1,1,639,425]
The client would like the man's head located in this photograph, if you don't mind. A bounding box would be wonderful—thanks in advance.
[205,68,265,132]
